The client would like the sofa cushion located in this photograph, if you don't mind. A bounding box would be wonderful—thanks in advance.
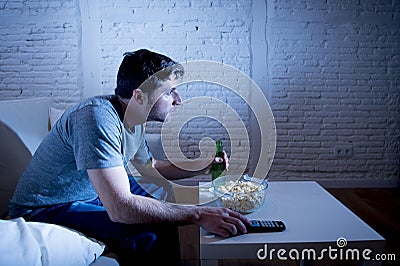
[0,217,105,266]
[0,122,32,217]
[146,133,165,160]
[0,98,50,217]
[48,106,65,128]
[0,98,50,154]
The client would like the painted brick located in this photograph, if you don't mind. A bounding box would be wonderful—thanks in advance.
[0,0,399,185]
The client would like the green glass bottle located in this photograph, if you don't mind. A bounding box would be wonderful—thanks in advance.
[211,140,226,188]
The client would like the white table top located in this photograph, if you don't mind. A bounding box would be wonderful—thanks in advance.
[199,181,385,261]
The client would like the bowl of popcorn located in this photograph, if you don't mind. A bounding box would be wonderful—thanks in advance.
[213,175,268,214]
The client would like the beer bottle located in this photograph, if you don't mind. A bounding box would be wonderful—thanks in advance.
[211,140,226,187]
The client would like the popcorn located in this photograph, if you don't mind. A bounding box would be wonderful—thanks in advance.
[216,180,267,213]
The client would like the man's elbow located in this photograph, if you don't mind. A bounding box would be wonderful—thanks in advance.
[107,210,125,223]
[104,200,133,224]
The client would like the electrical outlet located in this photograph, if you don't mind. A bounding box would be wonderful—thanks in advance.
[334,145,353,157]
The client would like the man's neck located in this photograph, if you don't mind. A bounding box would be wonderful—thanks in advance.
[124,96,147,128]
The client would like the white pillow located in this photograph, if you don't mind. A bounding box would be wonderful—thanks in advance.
[49,107,66,129]
[0,217,105,266]
[0,98,50,155]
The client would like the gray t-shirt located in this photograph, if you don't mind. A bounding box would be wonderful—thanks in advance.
[9,95,152,218]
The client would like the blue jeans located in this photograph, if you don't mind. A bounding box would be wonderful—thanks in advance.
[28,176,181,265]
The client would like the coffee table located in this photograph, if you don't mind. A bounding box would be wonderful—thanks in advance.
[199,181,385,265]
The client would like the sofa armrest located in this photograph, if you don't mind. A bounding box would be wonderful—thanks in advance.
[0,98,50,217]
[146,134,165,160]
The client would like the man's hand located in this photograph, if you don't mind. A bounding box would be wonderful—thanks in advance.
[221,150,229,171]
[205,150,229,174]
[195,206,250,237]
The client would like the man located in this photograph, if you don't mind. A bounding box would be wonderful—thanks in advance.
[9,49,249,264]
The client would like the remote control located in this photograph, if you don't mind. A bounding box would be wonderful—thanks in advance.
[247,220,286,233]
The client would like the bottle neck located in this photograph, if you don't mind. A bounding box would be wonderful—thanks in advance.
[216,140,223,149]
[215,141,223,157]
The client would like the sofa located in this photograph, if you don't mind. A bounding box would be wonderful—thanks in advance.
[0,98,118,266]
[0,97,200,265]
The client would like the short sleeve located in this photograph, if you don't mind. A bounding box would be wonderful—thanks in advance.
[134,137,153,165]
[68,105,124,170]
[123,124,153,165]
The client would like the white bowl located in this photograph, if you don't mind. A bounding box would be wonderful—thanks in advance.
[213,175,268,214]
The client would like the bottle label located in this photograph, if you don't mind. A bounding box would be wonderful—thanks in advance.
[211,140,226,188]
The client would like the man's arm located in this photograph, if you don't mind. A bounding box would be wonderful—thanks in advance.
[132,158,210,180]
[87,166,195,223]
[132,151,229,180]
[87,166,249,237]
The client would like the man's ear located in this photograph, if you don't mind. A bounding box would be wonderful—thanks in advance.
[132,89,148,105]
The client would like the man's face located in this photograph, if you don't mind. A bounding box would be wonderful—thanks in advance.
[147,79,182,122]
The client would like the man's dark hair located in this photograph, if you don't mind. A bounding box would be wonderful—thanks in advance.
[115,49,184,99]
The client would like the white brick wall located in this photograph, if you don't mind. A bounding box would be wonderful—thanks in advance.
[0,0,81,109]
[97,0,252,171]
[266,0,400,186]
[0,0,399,186]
